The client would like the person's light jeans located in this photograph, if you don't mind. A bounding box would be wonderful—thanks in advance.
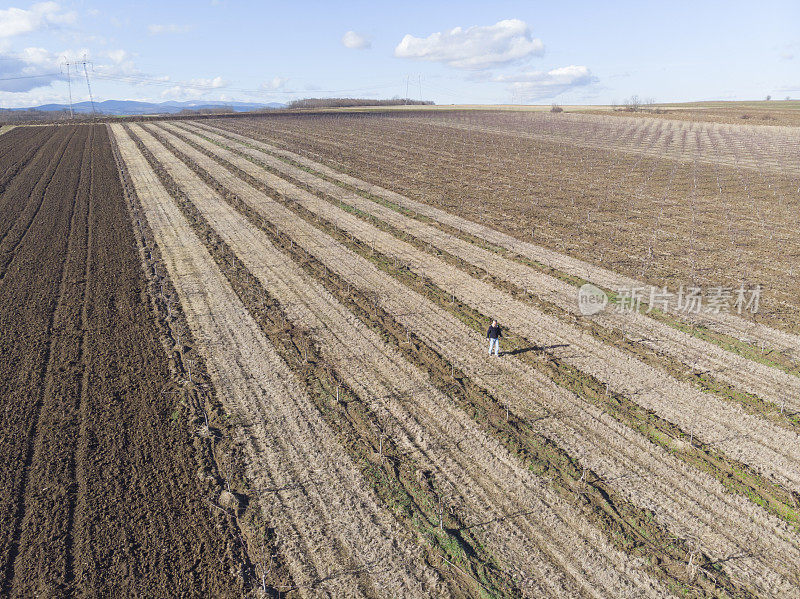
[488,338,500,356]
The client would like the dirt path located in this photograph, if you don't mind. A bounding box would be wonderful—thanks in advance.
[192,121,800,363]
[133,123,674,599]
[171,122,800,413]
[148,123,800,597]
[112,124,440,598]
[163,122,800,492]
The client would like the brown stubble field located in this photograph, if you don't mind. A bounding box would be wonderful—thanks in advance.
[214,110,800,334]
[0,124,247,597]
[108,114,800,597]
[582,101,800,127]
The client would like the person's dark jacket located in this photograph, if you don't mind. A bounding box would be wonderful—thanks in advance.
[487,325,502,340]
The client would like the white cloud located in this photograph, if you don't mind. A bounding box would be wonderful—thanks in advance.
[106,49,128,64]
[494,65,596,100]
[342,30,371,50]
[394,19,543,70]
[161,85,189,100]
[93,49,152,81]
[0,45,73,92]
[161,76,228,99]
[0,86,76,107]
[191,76,226,88]
[261,76,288,90]
[0,2,75,38]
[147,23,193,36]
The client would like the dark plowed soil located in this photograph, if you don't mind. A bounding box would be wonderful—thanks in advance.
[0,125,244,596]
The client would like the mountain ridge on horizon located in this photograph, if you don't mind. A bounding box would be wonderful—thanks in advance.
[1,99,286,115]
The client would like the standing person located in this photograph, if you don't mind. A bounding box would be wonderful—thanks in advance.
[487,320,502,357]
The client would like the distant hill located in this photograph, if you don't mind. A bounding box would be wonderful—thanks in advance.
[7,99,285,115]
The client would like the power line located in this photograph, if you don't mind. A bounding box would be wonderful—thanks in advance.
[0,72,61,81]
[0,68,398,99]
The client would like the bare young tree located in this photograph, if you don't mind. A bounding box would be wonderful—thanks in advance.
[624,95,642,112]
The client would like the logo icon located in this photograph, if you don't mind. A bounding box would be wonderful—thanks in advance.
[577,283,608,316]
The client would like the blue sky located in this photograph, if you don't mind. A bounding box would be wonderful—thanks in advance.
[0,0,798,108]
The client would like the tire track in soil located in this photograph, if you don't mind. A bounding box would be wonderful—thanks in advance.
[150,122,800,597]
[112,123,442,598]
[195,120,800,365]
[131,123,673,599]
[172,122,800,416]
[3,126,90,596]
[63,125,96,587]
[169,122,800,493]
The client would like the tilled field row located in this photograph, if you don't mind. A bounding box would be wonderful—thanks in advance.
[161,122,800,493]
[143,123,800,597]
[0,127,76,278]
[130,122,674,599]
[111,124,443,598]
[0,126,56,192]
[171,122,800,414]
[196,120,800,362]
[0,126,88,595]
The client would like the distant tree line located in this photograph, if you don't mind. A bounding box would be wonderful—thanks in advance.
[0,106,242,125]
[0,108,97,124]
[175,107,236,115]
[287,97,434,109]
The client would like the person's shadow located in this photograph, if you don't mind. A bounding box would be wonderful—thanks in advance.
[504,343,569,356]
